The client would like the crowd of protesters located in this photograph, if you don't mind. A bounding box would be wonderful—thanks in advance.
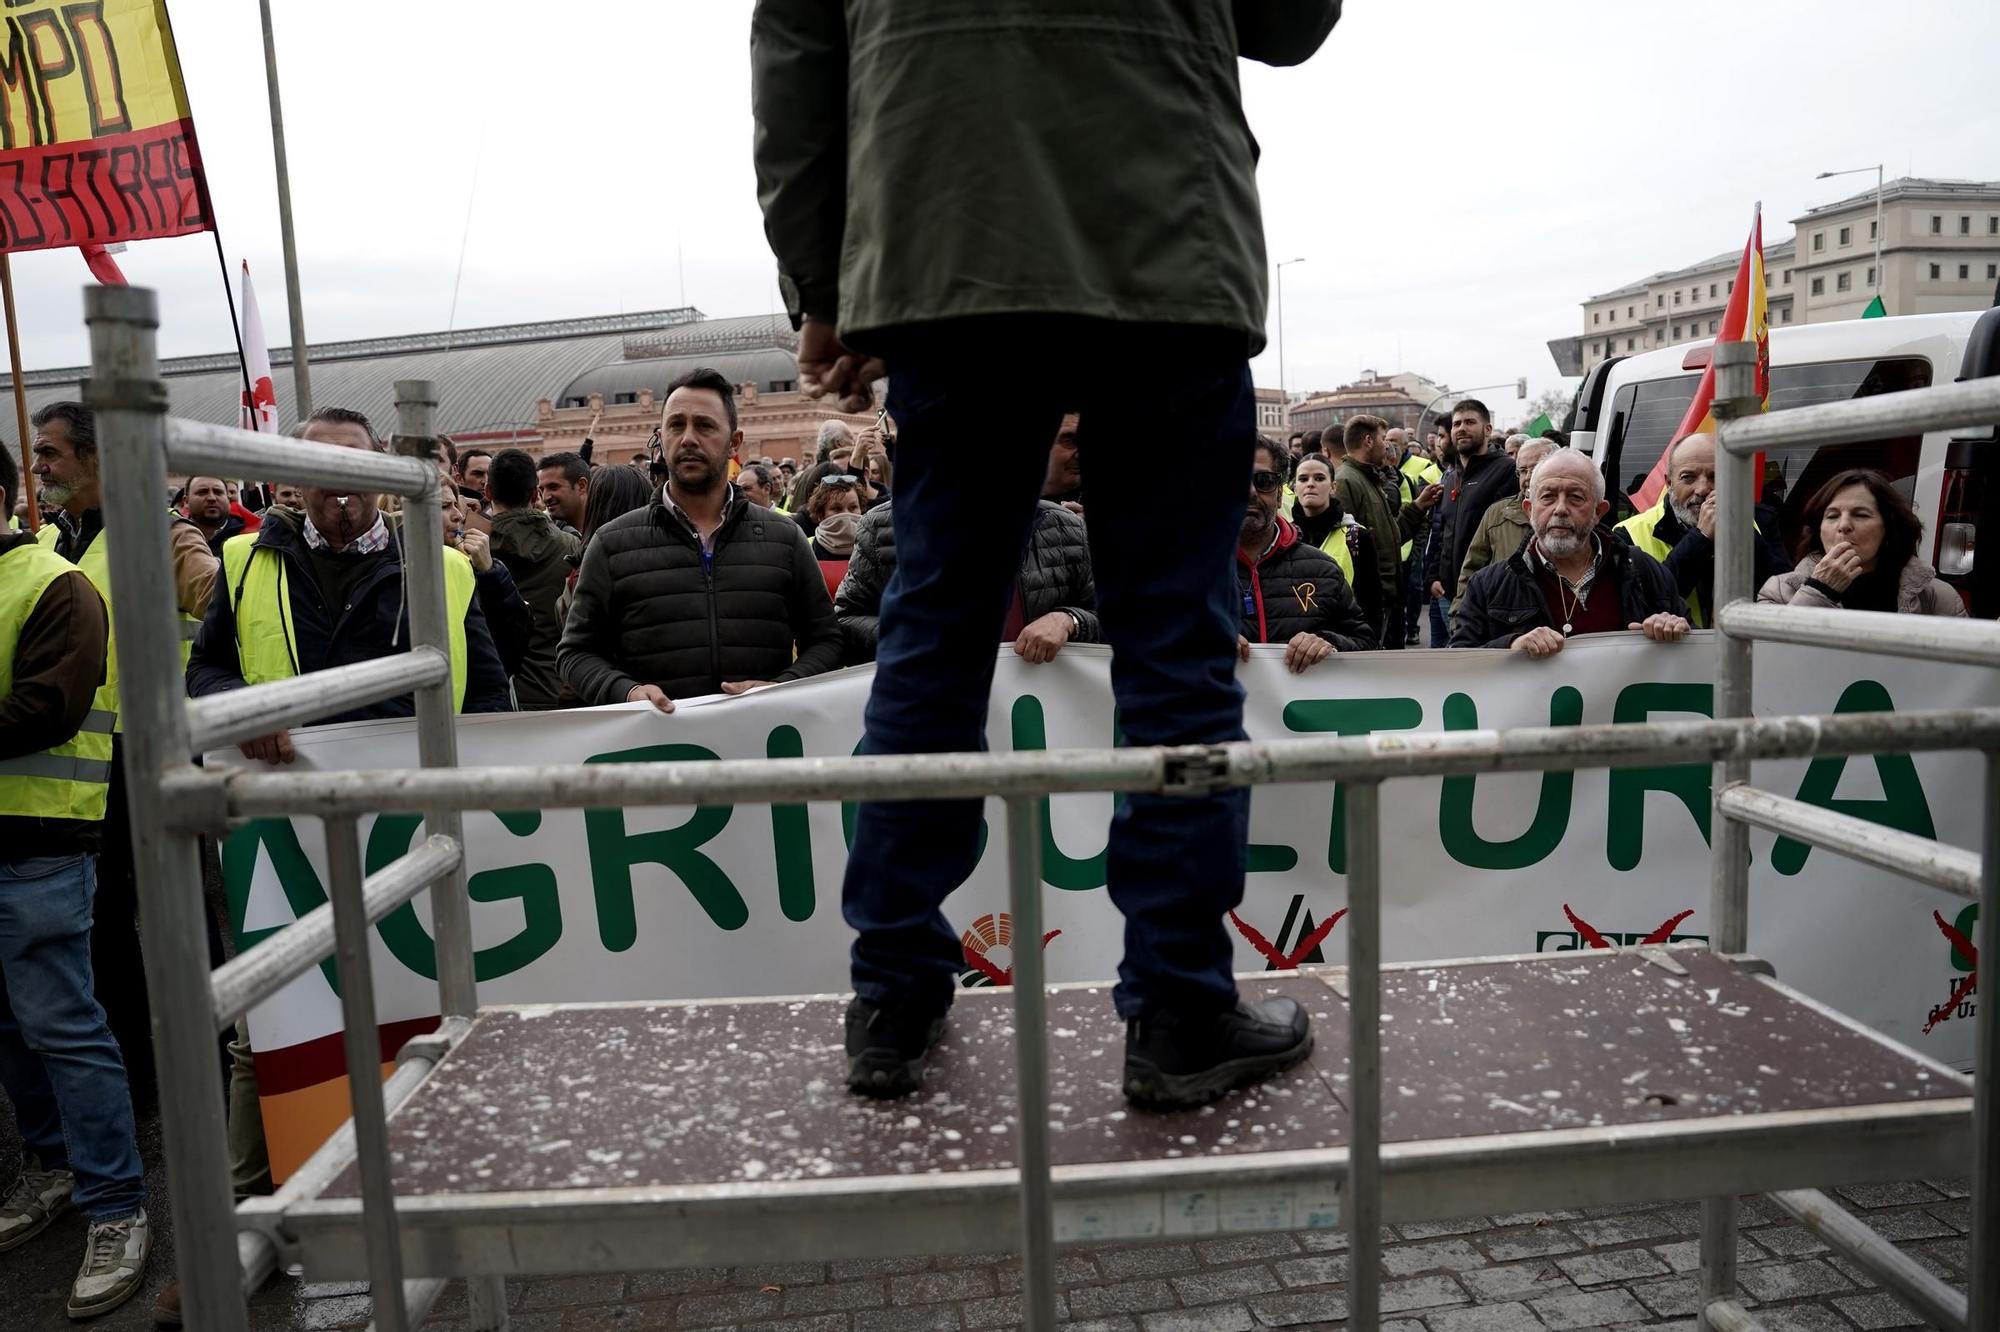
[0,365,1972,1319]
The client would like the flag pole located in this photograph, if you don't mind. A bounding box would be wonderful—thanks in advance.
[259,0,311,418]
[209,232,258,427]
[0,254,37,532]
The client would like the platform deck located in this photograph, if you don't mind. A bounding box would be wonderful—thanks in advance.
[273,949,1972,1280]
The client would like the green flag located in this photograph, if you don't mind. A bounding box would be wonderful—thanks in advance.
[1861,295,1887,319]
[1523,412,1553,438]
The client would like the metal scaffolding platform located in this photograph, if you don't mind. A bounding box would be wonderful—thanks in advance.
[258,950,1969,1283]
[78,288,1998,1332]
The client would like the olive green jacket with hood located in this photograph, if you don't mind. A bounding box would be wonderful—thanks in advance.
[751,0,1341,353]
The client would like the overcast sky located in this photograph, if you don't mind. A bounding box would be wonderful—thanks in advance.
[9,0,1997,425]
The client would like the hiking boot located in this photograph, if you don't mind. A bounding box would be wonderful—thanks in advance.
[67,1207,151,1320]
[846,996,948,1099]
[1124,997,1314,1110]
[0,1159,73,1252]
[151,1279,182,1327]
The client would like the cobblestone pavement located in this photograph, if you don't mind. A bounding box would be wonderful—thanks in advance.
[4,1084,1970,1332]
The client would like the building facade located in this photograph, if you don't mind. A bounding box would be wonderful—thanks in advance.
[1286,369,1443,437]
[1574,178,2000,374]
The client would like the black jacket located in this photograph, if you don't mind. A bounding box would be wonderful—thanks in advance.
[187,508,514,719]
[1292,502,1384,641]
[1237,519,1377,653]
[1451,538,1690,648]
[1425,449,1514,596]
[558,493,842,704]
[1644,503,1791,627]
[834,500,1101,661]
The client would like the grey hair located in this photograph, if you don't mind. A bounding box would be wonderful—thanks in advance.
[815,419,855,449]
[1516,438,1558,470]
[1527,448,1603,503]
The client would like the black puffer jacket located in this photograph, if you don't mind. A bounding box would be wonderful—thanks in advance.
[1237,519,1376,652]
[557,493,842,704]
[834,500,1101,661]
[1451,538,1688,648]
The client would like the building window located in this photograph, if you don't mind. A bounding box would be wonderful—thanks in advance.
[1691,287,1701,302]
[1960,264,1971,280]
[1655,331,1664,344]
[1931,215,1942,234]
[1657,294,1665,308]
[1869,220,1878,239]
[1627,305,1635,318]
[1674,291,1682,305]
[1671,324,1681,340]
[1838,226,1850,246]
[1707,282,1717,297]
[1727,280,1734,294]
[1929,263,1941,280]
[611,391,638,405]
[1810,276,1825,295]
[1812,231,1825,251]
[1867,266,1876,285]
[1780,308,1792,323]
[1990,217,1998,236]
[1593,311,1600,324]
[1626,338,1635,351]
[1990,264,1998,280]
[1961,216,1972,235]
[1836,271,1851,293]
[1782,270,1792,285]
[1708,319,1718,334]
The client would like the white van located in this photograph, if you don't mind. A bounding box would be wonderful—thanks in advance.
[1567,306,1998,615]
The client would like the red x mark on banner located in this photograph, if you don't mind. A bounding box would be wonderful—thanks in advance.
[1229,907,1348,970]
[962,930,1063,987]
[1925,910,1978,1036]
[1561,904,1696,950]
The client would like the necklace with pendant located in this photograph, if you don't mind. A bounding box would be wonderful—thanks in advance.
[1558,578,1582,636]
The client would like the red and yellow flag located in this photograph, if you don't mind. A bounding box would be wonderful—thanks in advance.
[1630,204,1770,510]
[0,1,210,255]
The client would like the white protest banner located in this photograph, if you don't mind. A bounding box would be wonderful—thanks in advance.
[216,636,1990,1179]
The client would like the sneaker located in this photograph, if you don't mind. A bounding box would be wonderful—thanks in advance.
[0,1159,73,1252]
[67,1207,151,1320]
[1124,997,1314,1110]
[846,996,948,1099]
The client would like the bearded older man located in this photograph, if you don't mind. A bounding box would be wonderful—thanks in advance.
[1452,450,1689,655]
[1614,432,1787,626]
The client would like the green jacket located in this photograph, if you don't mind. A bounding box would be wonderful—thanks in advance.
[1456,493,1530,600]
[1334,459,1423,625]
[751,0,1340,353]
[487,507,582,710]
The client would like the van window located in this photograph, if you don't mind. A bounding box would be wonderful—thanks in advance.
[1600,357,1932,542]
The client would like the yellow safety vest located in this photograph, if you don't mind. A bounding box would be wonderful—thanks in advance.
[34,523,126,734]
[0,542,112,821]
[1398,455,1440,561]
[220,534,477,710]
[1315,523,1357,589]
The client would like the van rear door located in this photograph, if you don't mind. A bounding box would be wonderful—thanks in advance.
[1937,305,2000,615]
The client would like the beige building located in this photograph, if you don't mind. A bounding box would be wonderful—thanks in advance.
[1573,177,2000,374]
[1286,369,1447,437]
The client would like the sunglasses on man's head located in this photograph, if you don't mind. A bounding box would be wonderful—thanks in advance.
[1250,470,1285,494]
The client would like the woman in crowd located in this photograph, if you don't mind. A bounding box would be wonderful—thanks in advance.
[1287,454,1382,640]
[851,432,892,509]
[440,478,533,676]
[1758,468,1965,617]
[579,464,652,545]
[805,475,866,555]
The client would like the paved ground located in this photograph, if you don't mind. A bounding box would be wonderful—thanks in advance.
[1,1091,1973,1331]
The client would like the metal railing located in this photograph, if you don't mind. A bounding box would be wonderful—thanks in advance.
[83,284,1999,1332]
[1708,339,1997,1332]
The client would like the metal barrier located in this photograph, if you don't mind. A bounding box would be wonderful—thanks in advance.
[83,284,1998,1332]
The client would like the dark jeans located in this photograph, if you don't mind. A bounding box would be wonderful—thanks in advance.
[842,318,1256,1021]
[0,854,144,1221]
[1403,557,1425,643]
[1429,592,1450,647]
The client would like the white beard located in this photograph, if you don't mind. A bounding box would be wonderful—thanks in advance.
[1537,525,1589,559]
[1669,496,1702,529]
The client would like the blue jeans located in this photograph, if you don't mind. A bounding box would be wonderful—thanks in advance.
[1429,592,1450,648]
[843,319,1255,1021]
[0,854,143,1221]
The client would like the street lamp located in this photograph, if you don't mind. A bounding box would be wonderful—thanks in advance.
[1275,257,1306,403]
[1816,164,1884,306]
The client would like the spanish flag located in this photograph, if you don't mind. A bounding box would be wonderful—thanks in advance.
[1630,204,1770,510]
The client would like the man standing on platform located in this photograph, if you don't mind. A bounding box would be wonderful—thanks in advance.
[753,0,1340,1109]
